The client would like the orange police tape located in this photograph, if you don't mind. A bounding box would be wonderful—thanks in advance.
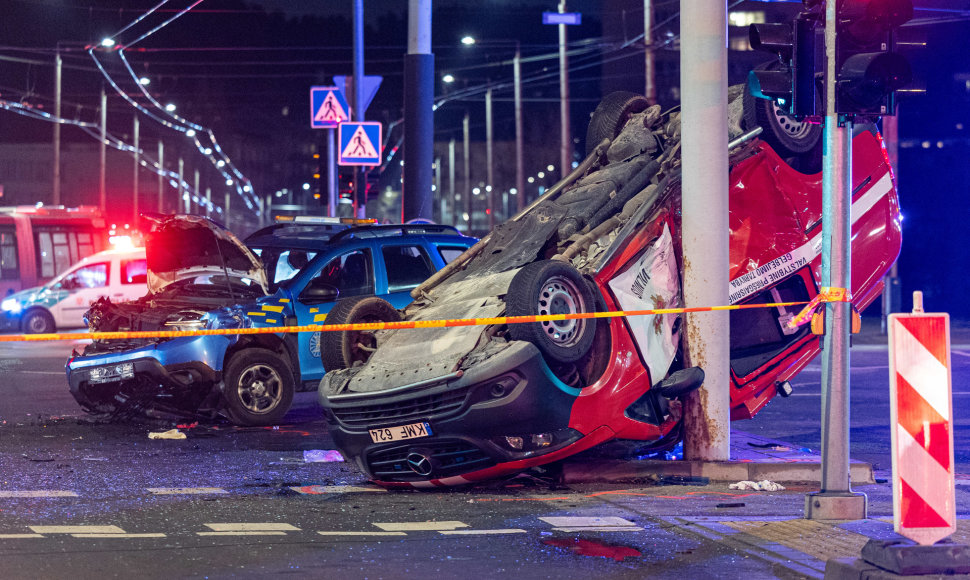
[0,287,851,343]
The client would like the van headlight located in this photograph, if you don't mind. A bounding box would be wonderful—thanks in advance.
[1,298,22,314]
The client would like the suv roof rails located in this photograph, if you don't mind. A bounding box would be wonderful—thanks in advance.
[328,224,465,243]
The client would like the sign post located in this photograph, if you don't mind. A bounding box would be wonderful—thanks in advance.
[310,87,351,216]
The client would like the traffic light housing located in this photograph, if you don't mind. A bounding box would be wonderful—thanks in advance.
[835,0,913,116]
[749,11,823,118]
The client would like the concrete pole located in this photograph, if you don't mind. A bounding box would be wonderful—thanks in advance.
[514,45,525,211]
[463,112,471,232]
[205,187,211,218]
[178,158,185,214]
[403,0,434,223]
[679,0,730,461]
[644,0,657,104]
[53,52,62,206]
[132,115,139,222]
[99,88,107,214]
[558,1,572,179]
[352,0,366,219]
[157,141,164,213]
[486,86,494,231]
[327,129,337,217]
[805,0,867,521]
[448,137,456,226]
[194,169,200,216]
[224,191,231,230]
[435,155,443,222]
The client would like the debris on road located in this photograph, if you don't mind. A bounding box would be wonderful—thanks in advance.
[303,449,344,463]
[729,480,786,491]
[148,429,187,440]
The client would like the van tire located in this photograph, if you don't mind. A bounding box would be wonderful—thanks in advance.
[22,309,55,334]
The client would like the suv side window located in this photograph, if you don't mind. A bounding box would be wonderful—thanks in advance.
[382,245,434,292]
[122,259,148,285]
[313,249,374,299]
[436,245,470,265]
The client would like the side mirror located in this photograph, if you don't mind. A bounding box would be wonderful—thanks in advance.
[300,279,339,304]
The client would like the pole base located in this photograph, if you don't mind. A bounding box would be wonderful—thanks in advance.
[804,491,867,520]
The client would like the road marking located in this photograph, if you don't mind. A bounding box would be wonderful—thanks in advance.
[374,521,469,532]
[72,533,166,538]
[0,534,43,539]
[1,490,78,498]
[539,516,642,532]
[439,529,527,535]
[197,531,289,536]
[289,485,386,494]
[147,487,228,495]
[15,370,65,375]
[317,531,408,536]
[203,523,300,532]
[30,525,125,534]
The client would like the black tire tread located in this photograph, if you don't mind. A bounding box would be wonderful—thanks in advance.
[585,91,650,156]
[320,296,401,371]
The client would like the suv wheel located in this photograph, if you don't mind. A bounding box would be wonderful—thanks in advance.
[320,296,402,371]
[23,309,55,334]
[506,260,597,363]
[223,348,294,426]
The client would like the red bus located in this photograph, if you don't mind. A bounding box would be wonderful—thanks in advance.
[0,206,109,295]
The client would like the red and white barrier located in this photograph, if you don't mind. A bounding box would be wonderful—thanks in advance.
[888,291,955,545]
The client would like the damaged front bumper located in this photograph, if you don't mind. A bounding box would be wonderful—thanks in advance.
[318,340,591,484]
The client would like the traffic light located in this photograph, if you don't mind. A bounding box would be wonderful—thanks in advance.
[835,0,913,116]
[749,11,823,118]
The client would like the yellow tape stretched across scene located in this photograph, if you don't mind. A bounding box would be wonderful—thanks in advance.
[0,287,851,343]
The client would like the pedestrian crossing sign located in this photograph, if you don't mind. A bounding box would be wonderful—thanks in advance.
[310,86,349,128]
[339,122,382,166]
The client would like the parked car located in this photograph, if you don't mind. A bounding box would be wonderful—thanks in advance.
[0,246,147,334]
[316,84,902,486]
[65,215,477,425]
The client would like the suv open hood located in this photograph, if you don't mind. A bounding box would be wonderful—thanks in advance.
[143,214,268,295]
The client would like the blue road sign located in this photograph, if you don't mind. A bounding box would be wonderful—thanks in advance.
[310,86,350,129]
[338,122,382,166]
[542,12,581,25]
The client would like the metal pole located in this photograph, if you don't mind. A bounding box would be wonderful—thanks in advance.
[805,0,867,521]
[644,0,657,104]
[327,129,337,217]
[224,191,231,230]
[353,0,365,219]
[514,44,525,211]
[881,111,900,333]
[448,138,456,226]
[99,88,107,214]
[53,51,62,206]
[194,169,200,216]
[680,0,730,461]
[558,1,572,179]
[205,187,211,218]
[435,155,443,222]
[463,112,471,232]
[132,115,139,222]
[157,141,164,213]
[403,0,434,223]
[486,86,494,231]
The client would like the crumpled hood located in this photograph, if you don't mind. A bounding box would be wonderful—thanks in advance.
[143,214,268,294]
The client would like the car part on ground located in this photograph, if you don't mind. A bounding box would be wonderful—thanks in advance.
[318,78,902,487]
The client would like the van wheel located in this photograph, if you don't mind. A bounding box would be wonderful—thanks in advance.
[506,260,597,363]
[22,309,55,334]
[585,91,651,156]
[223,348,294,426]
[320,296,401,371]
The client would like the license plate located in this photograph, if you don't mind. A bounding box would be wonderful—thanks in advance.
[88,362,135,384]
[369,421,432,443]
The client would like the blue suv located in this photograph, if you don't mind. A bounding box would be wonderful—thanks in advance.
[66,214,476,426]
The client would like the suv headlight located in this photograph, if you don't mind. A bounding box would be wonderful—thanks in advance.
[1,298,21,314]
[164,310,209,332]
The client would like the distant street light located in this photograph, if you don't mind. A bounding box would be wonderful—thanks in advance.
[442,74,455,83]
[164,103,176,112]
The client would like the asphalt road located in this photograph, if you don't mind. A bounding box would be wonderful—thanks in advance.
[0,323,968,579]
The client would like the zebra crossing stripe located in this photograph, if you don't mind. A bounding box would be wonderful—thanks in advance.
[203,523,300,532]
[1,491,78,498]
[374,521,468,532]
[539,516,642,532]
[317,531,408,536]
[72,533,166,538]
[147,487,228,495]
[30,525,125,534]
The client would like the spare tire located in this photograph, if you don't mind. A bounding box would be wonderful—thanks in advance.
[506,260,597,364]
[320,296,401,371]
[585,91,651,156]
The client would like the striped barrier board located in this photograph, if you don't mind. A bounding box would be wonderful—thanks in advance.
[888,304,955,546]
